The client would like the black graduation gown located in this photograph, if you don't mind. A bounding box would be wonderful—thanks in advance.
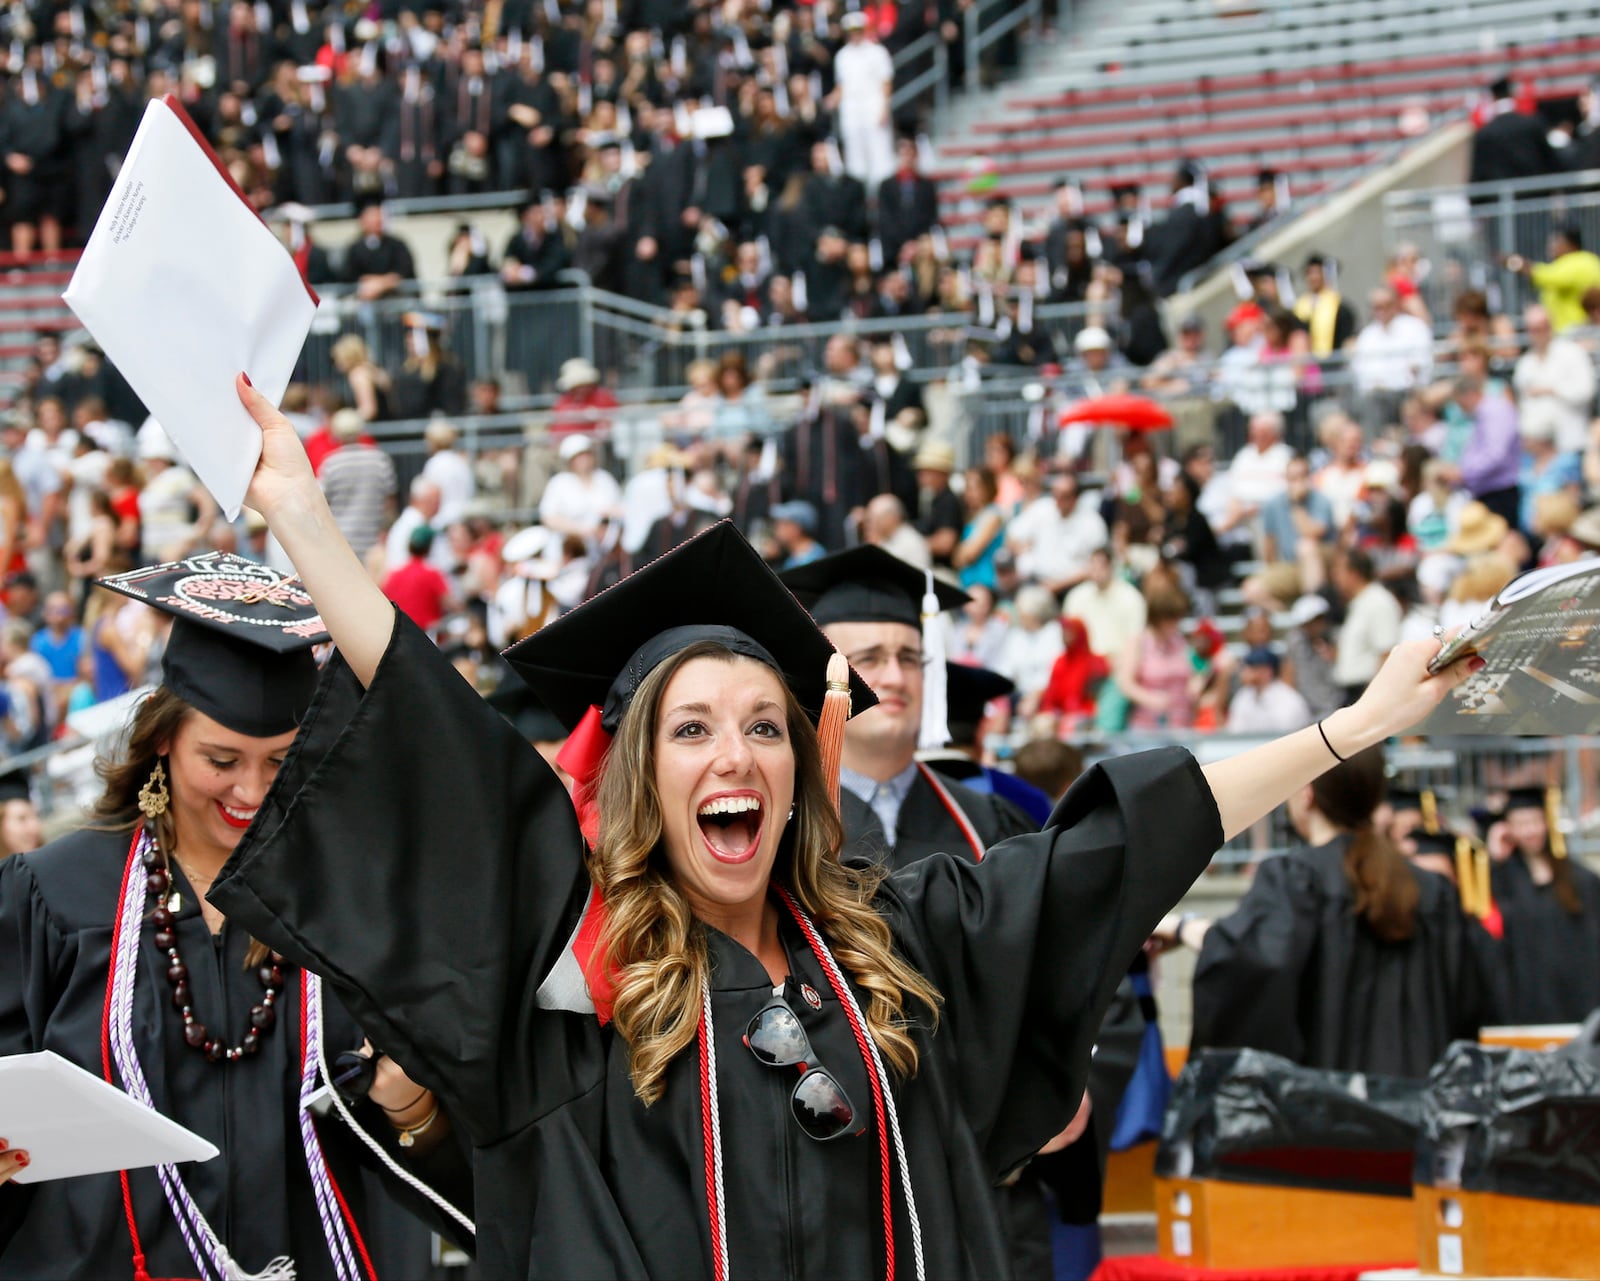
[840,766,1036,872]
[0,826,471,1279]
[209,615,1225,1280]
[1491,852,1600,1025]
[1189,839,1490,1078]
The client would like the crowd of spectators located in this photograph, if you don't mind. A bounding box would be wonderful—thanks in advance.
[6,231,1600,785]
[8,67,1600,859]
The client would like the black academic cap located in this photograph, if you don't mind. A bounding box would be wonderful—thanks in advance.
[1409,829,1460,858]
[1256,167,1279,186]
[97,553,327,739]
[1387,788,1428,814]
[0,771,30,806]
[503,521,876,735]
[1109,183,1138,203]
[1504,787,1550,814]
[487,669,569,745]
[944,662,1014,728]
[779,546,969,630]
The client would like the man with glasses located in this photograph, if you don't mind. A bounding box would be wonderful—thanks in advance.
[782,547,1035,870]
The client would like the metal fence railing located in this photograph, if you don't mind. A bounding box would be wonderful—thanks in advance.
[998,731,1600,870]
[295,278,1110,403]
[1384,168,1600,326]
[17,719,1597,872]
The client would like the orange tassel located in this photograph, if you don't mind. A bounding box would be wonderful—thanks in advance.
[817,653,851,811]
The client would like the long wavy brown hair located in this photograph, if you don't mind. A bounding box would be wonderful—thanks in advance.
[591,641,943,1105]
[91,687,273,967]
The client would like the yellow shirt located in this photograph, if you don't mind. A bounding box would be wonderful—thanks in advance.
[1530,250,1600,331]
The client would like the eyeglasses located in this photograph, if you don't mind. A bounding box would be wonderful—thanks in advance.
[744,996,862,1141]
[844,647,927,676]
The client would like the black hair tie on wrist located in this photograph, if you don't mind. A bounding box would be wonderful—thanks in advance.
[1317,719,1347,763]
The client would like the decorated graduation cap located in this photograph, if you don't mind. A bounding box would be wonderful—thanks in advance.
[779,546,969,751]
[97,553,327,739]
[504,521,877,842]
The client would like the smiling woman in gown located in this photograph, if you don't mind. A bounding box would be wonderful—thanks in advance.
[206,374,1481,1279]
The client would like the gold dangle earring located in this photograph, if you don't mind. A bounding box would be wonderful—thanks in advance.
[138,759,171,819]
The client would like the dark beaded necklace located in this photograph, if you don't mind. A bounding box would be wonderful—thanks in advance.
[141,841,285,1064]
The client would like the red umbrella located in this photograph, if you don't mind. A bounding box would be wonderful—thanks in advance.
[1057,393,1174,431]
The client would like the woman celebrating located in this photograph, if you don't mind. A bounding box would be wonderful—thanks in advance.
[211,375,1479,1279]
[0,554,470,1279]
[1175,746,1491,1077]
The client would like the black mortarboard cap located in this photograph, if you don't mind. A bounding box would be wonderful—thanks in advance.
[98,553,327,739]
[503,521,876,735]
[0,771,30,806]
[488,668,569,744]
[1387,788,1426,814]
[1409,829,1459,859]
[1504,787,1549,814]
[780,546,969,630]
[944,662,1014,728]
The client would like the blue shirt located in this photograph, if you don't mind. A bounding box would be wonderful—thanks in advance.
[1519,449,1582,534]
[839,761,919,847]
[30,626,84,682]
[1259,490,1336,561]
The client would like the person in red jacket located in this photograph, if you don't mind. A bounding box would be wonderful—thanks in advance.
[1037,617,1108,735]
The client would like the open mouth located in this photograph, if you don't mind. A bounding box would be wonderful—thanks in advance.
[216,801,257,830]
[697,793,765,864]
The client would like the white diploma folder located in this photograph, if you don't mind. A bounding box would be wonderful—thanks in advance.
[0,1050,219,1183]
[63,94,318,521]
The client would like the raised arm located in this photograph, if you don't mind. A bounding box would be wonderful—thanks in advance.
[237,373,393,686]
[1201,636,1479,841]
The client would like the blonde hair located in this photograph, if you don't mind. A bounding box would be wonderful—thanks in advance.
[331,334,370,371]
[591,642,941,1104]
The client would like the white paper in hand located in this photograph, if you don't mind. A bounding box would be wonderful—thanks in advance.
[0,1050,218,1183]
[63,94,317,521]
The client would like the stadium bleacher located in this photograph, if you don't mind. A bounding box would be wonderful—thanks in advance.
[931,22,1600,258]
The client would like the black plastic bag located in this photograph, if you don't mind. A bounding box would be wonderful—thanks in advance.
[1155,1048,1426,1197]
[1420,1028,1600,1207]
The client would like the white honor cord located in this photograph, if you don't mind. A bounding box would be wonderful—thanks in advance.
[310,984,477,1238]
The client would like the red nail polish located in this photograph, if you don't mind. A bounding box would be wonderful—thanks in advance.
[14,1154,27,1167]
[0,1140,9,1152]
[242,372,253,388]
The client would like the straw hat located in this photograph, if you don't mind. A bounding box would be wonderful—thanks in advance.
[912,441,956,473]
[1569,505,1600,550]
[1445,501,1510,555]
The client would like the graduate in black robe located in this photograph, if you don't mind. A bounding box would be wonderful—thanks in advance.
[214,378,1485,1281]
[0,555,471,1280]
[1487,788,1600,1024]
[211,524,1224,1279]
[1183,746,1490,1078]
[778,547,1036,872]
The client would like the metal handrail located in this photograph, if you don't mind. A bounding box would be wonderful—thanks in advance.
[1383,166,1600,210]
